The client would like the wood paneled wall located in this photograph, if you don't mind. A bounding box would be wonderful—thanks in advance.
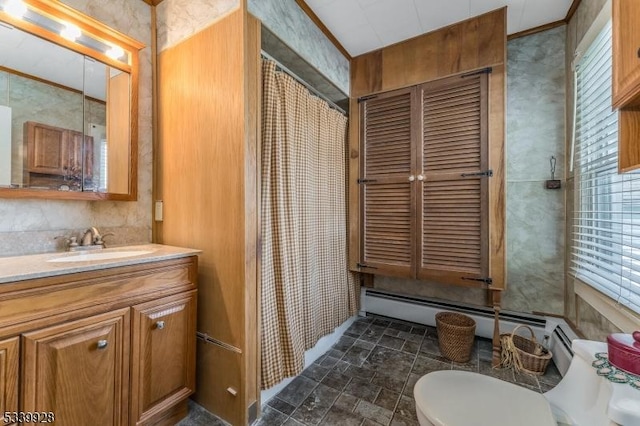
[349,8,507,291]
[156,8,260,426]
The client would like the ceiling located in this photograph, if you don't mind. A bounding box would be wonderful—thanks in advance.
[304,0,575,57]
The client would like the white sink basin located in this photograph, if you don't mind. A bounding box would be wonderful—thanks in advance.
[47,250,155,263]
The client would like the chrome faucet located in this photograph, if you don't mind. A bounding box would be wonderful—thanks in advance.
[56,227,114,251]
[80,226,102,247]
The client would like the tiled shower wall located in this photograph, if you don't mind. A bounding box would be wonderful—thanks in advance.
[0,0,153,256]
[375,27,567,316]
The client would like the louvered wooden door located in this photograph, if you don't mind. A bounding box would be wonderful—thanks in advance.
[418,73,489,286]
[360,88,418,277]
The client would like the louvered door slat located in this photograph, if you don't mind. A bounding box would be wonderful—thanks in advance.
[360,88,416,277]
[418,73,489,286]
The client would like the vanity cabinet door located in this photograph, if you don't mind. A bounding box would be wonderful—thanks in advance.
[21,308,130,426]
[130,291,196,425]
[0,337,18,426]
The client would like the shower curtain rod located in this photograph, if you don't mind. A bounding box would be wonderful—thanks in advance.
[260,51,347,115]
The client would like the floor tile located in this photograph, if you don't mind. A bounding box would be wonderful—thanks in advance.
[344,364,376,381]
[401,340,420,355]
[402,373,421,397]
[321,370,352,392]
[317,356,341,368]
[478,360,514,383]
[333,336,356,352]
[387,322,412,333]
[411,355,450,376]
[374,388,401,412]
[363,346,415,377]
[267,397,297,416]
[255,405,288,426]
[383,327,402,337]
[378,335,406,350]
[539,362,563,387]
[354,400,393,426]
[277,376,319,407]
[343,376,382,403]
[176,401,227,426]
[394,395,416,420]
[390,414,419,426]
[291,384,340,425]
[361,325,386,343]
[371,371,406,392]
[302,364,331,382]
[318,406,364,426]
[332,360,351,374]
[354,339,376,351]
[343,345,372,367]
[396,331,423,343]
[418,337,442,357]
[372,318,392,327]
[282,418,306,426]
[333,393,359,412]
[346,321,371,336]
[326,349,345,359]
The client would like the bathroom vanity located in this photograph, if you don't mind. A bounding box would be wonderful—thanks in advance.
[0,245,199,426]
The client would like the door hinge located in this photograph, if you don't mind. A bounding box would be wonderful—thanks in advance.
[461,170,493,178]
[462,276,493,285]
[357,263,378,269]
[357,178,377,184]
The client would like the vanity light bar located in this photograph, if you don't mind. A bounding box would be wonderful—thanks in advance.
[2,0,26,19]
[0,0,136,68]
[60,21,80,41]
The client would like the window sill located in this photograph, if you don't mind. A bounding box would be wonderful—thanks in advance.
[574,279,640,332]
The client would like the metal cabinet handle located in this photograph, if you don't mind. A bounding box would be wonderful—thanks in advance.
[408,175,415,182]
[97,340,108,349]
[156,321,165,330]
[417,175,425,181]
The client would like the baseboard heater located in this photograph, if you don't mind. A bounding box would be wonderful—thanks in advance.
[361,288,576,375]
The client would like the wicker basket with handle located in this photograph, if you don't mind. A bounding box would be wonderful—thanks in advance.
[435,311,476,363]
[500,324,552,376]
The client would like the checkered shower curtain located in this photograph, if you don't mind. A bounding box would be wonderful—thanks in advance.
[261,59,358,389]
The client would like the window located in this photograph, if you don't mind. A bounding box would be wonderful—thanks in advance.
[572,20,640,314]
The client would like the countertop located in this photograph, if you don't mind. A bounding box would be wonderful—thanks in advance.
[0,244,201,284]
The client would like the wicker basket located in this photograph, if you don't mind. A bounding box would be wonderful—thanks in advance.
[500,325,552,376]
[435,312,476,363]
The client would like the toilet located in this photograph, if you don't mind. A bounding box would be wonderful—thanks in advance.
[414,339,640,426]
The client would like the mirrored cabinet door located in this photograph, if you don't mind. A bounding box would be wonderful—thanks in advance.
[0,0,143,200]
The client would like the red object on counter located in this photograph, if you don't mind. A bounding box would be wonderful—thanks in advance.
[607,332,640,376]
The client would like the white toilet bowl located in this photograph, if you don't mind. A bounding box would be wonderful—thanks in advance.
[414,339,640,426]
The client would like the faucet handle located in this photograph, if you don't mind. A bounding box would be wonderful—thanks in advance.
[94,232,114,247]
[54,235,78,249]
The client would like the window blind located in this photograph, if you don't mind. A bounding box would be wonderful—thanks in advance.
[571,21,640,314]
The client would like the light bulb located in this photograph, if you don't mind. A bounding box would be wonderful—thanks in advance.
[60,22,81,41]
[106,45,124,60]
[3,0,27,18]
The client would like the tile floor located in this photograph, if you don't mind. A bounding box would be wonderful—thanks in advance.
[178,315,563,426]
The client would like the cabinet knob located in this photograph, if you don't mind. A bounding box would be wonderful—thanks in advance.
[156,321,166,330]
[97,340,108,349]
[408,175,415,182]
[417,175,425,181]
[637,47,640,58]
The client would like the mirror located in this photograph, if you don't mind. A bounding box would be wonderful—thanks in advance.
[0,0,143,200]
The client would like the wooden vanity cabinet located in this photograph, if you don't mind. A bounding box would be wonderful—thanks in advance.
[130,291,196,425]
[613,0,640,107]
[0,256,197,426]
[21,309,130,426]
[0,337,18,426]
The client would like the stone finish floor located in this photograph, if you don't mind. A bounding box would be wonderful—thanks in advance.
[178,315,563,426]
